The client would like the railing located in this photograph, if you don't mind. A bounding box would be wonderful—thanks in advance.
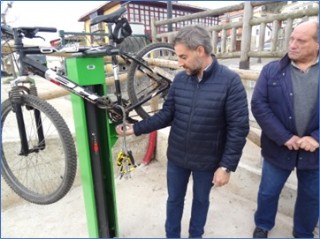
[151,1,319,69]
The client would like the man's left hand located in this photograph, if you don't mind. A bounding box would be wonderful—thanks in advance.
[212,167,231,187]
[297,136,319,152]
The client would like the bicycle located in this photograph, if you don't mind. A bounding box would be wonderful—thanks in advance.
[1,24,78,205]
[1,6,177,205]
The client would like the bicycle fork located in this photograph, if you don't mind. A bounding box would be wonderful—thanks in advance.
[9,77,45,156]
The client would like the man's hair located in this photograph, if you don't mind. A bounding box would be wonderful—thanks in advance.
[297,19,319,42]
[173,25,213,54]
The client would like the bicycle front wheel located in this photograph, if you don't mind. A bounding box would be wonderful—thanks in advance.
[1,95,77,204]
[127,42,178,119]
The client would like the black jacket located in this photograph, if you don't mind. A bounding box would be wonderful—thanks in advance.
[134,57,249,171]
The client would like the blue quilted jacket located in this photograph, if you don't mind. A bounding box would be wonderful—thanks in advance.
[134,57,249,171]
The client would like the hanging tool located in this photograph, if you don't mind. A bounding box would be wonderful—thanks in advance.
[115,106,137,179]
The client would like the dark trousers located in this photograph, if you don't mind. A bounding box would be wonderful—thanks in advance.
[165,160,214,238]
[254,159,319,238]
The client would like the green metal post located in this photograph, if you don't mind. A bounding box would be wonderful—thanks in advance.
[66,56,119,238]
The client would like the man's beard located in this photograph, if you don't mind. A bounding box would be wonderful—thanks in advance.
[186,66,202,76]
[186,59,201,76]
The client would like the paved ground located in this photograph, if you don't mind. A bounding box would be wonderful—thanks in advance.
[1,158,295,238]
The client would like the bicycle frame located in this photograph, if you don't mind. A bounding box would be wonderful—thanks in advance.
[9,26,172,121]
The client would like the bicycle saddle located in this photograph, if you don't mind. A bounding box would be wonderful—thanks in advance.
[90,7,126,25]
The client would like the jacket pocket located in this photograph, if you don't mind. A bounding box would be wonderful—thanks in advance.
[267,80,283,103]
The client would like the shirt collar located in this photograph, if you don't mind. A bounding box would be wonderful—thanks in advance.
[291,56,319,73]
[198,56,216,82]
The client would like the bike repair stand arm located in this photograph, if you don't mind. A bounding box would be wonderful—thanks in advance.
[66,56,118,238]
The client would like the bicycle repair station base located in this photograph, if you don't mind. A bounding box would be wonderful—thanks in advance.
[66,56,119,238]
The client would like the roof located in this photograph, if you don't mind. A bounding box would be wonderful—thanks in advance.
[78,1,213,22]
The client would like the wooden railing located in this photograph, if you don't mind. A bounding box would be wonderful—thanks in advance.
[151,1,319,69]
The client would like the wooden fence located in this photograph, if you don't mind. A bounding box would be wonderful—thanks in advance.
[151,1,319,69]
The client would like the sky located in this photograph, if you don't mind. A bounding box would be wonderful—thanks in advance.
[1,1,242,41]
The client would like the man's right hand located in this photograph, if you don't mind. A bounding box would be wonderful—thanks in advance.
[115,123,134,136]
[284,135,301,150]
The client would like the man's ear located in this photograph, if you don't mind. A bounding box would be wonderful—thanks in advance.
[197,45,206,56]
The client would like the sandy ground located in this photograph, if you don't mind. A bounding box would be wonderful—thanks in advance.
[1,158,296,238]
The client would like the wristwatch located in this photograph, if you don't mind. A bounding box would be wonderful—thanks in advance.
[220,167,231,173]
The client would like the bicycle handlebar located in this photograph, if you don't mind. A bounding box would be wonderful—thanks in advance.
[1,9,127,57]
[1,25,56,39]
[17,26,57,39]
[19,26,57,33]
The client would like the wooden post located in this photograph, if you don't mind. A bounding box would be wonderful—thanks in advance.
[284,18,293,52]
[212,31,218,54]
[151,18,157,43]
[271,19,280,51]
[168,34,174,44]
[239,2,253,69]
[257,22,266,63]
[221,29,227,53]
[230,27,237,52]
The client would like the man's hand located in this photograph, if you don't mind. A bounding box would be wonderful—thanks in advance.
[212,167,231,187]
[115,123,134,136]
[284,135,301,150]
[297,136,319,152]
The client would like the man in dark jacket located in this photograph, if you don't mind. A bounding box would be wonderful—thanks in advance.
[116,25,249,238]
[251,20,319,238]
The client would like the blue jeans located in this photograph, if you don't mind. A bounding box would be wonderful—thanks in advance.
[165,160,215,238]
[254,159,319,238]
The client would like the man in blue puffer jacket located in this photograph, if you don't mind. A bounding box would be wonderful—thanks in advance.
[116,25,249,238]
[251,21,319,238]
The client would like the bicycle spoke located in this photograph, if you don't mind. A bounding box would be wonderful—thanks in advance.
[2,95,76,204]
[127,43,178,119]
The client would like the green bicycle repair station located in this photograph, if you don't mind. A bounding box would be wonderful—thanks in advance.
[67,55,119,238]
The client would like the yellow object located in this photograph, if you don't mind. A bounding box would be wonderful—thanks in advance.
[116,151,136,179]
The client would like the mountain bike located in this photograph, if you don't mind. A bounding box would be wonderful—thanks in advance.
[1,6,177,204]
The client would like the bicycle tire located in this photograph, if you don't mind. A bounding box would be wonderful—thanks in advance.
[1,95,77,205]
[127,42,178,119]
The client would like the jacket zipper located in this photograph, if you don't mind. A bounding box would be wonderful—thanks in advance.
[185,80,200,165]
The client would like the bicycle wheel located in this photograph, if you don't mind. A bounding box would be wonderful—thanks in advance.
[127,42,179,119]
[1,95,77,204]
